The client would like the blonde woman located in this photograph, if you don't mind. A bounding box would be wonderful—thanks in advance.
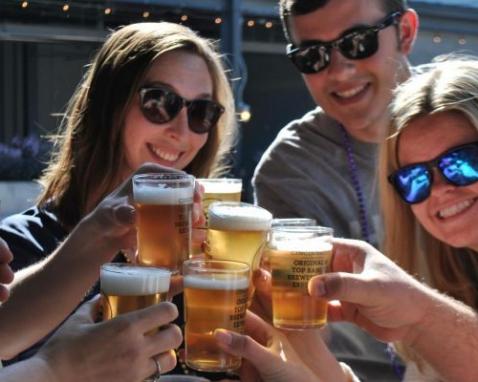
[380,57,478,381]
[0,22,236,377]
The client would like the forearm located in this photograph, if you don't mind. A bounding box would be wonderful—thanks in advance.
[0,217,114,358]
[0,357,56,382]
[408,286,478,382]
[286,329,347,382]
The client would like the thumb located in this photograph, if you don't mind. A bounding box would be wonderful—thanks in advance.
[309,272,368,304]
[113,204,136,228]
[214,329,279,374]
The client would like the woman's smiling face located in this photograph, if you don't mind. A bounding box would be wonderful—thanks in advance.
[398,111,478,251]
[122,50,212,179]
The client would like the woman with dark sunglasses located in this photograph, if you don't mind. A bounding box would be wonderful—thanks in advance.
[0,22,237,378]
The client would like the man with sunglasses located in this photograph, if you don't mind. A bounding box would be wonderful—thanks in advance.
[254,0,418,247]
[252,0,418,380]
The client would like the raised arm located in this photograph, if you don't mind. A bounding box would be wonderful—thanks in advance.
[309,238,478,382]
[0,163,202,359]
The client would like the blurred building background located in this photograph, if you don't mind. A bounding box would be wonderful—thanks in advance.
[1,0,478,202]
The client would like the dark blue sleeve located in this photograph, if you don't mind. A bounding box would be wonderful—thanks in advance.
[0,207,68,271]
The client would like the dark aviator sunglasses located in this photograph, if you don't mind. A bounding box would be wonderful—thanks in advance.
[139,87,225,134]
[286,12,402,74]
[388,142,478,204]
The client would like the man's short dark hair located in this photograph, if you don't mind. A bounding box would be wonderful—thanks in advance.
[279,0,408,41]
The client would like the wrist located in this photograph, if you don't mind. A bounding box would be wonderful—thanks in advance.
[403,283,455,347]
[27,356,60,382]
[65,217,117,267]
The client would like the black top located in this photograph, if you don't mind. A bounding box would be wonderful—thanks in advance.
[0,206,237,380]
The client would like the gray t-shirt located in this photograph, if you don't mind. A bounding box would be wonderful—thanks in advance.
[253,107,382,248]
[253,108,402,381]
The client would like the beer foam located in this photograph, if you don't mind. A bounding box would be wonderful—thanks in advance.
[184,274,250,290]
[270,237,333,253]
[134,185,193,205]
[101,265,171,296]
[198,179,242,194]
[208,203,272,231]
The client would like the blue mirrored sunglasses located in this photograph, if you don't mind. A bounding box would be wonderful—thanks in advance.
[388,142,478,204]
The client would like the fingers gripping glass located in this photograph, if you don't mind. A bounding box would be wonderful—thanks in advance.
[286,12,402,74]
[139,87,225,134]
[388,142,478,204]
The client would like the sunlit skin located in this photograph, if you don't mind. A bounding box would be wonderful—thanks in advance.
[288,0,417,143]
[122,50,211,179]
[398,111,478,251]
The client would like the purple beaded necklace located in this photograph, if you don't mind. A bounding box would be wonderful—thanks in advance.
[338,123,404,381]
[338,123,371,243]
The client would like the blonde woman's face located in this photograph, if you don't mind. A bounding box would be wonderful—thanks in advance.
[122,50,211,179]
[398,111,478,251]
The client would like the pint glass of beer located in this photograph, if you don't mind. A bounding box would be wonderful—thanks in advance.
[183,259,250,372]
[206,202,272,271]
[133,173,195,273]
[100,263,171,323]
[268,226,333,330]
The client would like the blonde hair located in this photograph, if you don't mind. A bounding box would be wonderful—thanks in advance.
[38,22,237,228]
[379,56,478,362]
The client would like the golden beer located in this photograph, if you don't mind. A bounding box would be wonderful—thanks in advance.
[263,218,319,270]
[268,227,333,330]
[192,179,242,256]
[100,264,171,325]
[183,260,250,372]
[206,202,272,270]
[133,174,194,273]
[197,178,242,220]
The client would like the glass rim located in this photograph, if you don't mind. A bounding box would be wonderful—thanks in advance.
[100,263,172,277]
[182,259,250,273]
[197,178,242,184]
[208,201,271,215]
[271,217,317,226]
[207,201,272,230]
[269,225,334,234]
[132,172,195,182]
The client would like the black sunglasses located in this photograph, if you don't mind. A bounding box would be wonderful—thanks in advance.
[139,87,225,134]
[286,12,402,74]
[388,142,478,204]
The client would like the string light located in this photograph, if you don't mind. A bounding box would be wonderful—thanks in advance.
[265,21,273,28]
[458,38,467,45]
[238,102,251,123]
[21,1,28,8]
[181,14,188,21]
[62,4,69,12]
[247,20,255,27]
[433,35,442,43]
[143,11,150,18]
[104,7,111,15]
[215,17,222,24]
